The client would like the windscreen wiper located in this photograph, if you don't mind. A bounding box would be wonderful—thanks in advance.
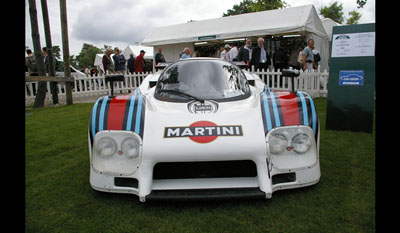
[158,89,205,103]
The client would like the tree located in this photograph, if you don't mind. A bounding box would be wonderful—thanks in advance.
[223,0,287,17]
[319,1,344,24]
[357,0,367,8]
[52,45,61,59]
[223,0,254,16]
[251,0,288,12]
[75,43,102,69]
[346,10,362,25]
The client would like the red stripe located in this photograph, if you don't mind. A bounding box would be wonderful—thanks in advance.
[276,92,300,126]
[106,95,129,130]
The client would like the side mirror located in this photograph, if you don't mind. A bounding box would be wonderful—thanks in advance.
[281,69,300,77]
[281,69,300,92]
[105,74,124,97]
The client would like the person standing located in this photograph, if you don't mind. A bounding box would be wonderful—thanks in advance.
[302,39,314,71]
[155,47,166,65]
[26,49,38,95]
[250,37,270,70]
[273,44,287,71]
[127,54,135,74]
[26,49,38,76]
[226,42,239,61]
[237,38,252,65]
[181,47,191,59]
[112,47,126,73]
[219,44,231,61]
[134,50,146,72]
[102,48,115,74]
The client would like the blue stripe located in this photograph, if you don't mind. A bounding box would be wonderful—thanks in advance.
[268,89,281,127]
[126,90,137,131]
[262,88,272,131]
[298,91,308,126]
[134,93,143,134]
[304,92,317,134]
[91,98,101,137]
[98,96,109,131]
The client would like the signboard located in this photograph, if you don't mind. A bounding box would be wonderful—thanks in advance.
[339,70,364,86]
[198,35,217,41]
[326,23,375,133]
[331,32,375,57]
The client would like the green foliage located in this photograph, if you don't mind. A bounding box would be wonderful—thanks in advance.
[346,10,362,25]
[223,0,287,17]
[319,1,345,24]
[75,43,103,69]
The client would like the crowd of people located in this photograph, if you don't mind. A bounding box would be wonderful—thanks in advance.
[101,47,148,75]
[94,37,322,76]
[177,37,321,72]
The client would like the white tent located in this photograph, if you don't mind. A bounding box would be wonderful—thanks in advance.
[94,53,114,73]
[142,4,330,70]
[321,18,341,41]
[121,45,154,60]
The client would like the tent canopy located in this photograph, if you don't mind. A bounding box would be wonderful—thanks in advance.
[321,18,341,41]
[142,4,329,46]
[142,4,330,70]
[121,45,154,60]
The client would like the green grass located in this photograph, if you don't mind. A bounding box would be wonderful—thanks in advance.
[25,98,375,233]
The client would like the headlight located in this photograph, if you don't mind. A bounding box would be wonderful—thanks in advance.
[292,133,312,154]
[96,137,117,158]
[92,131,142,176]
[269,133,288,154]
[266,126,317,170]
[121,137,140,158]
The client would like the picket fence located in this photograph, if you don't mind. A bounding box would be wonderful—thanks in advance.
[25,66,328,105]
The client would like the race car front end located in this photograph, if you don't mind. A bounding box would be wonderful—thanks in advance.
[88,93,320,202]
[88,58,320,202]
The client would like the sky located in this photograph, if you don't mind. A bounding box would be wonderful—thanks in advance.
[25,0,375,57]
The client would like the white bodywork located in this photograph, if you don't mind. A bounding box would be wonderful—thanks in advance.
[88,63,320,202]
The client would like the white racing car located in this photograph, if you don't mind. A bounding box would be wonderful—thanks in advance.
[88,58,320,202]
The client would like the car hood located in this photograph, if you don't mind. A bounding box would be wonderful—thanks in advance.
[139,89,267,161]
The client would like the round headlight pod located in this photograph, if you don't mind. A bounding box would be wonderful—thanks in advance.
[269,133,288,154]
[121,137,140,158]
[292,133,312,154]
[96,137,117,158]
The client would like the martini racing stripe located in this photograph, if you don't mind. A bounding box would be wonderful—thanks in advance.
[260,87,273,134]
[125,90,138,131]
[260,87,317,136]
[298,91,318,136]
[98,96,110,131]
[89,89,146,142]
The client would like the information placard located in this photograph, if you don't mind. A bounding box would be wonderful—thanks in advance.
[331,32,375,57]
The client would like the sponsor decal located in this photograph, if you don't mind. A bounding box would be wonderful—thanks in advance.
[187,100,218,114]
[164,121,243,143]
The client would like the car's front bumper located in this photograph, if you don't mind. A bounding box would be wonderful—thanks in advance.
[89,157,320,202]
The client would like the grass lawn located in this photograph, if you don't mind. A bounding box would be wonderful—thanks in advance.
[25,98,375,232]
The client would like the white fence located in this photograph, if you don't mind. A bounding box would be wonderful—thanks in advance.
[25,67,328,105]
[250,66,329,97]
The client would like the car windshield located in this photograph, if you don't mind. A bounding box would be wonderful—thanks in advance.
[154,59,250,102]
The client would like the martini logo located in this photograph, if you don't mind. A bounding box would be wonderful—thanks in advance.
[164,121,243,143]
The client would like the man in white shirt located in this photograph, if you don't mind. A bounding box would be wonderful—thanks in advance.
[220,44,231,60]
[226,42,239,61]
